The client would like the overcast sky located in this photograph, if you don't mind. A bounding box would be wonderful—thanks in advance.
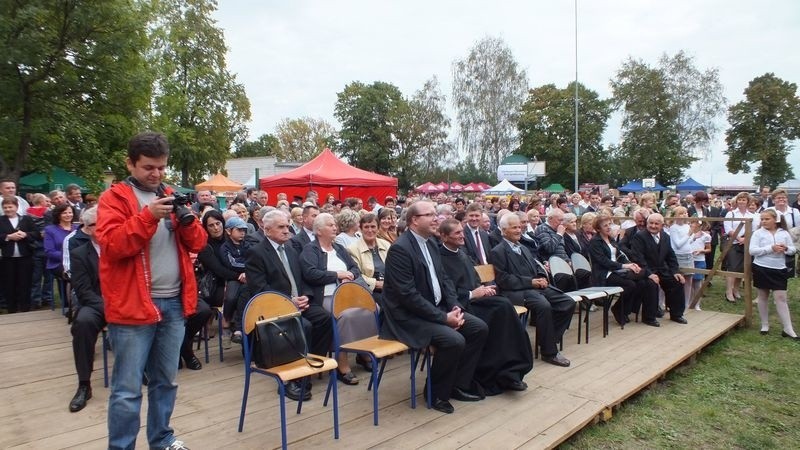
[213,0,800,187]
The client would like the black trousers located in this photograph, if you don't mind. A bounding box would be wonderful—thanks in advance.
[0,255,33,313]
[71,304,106,382]
[516,287,574,357]
[659,274,686,319]
[183,299,213,357]
[428,312,488,401]
[606,273,659,320]
[302,303,333,357]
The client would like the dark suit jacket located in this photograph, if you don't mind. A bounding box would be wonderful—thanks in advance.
[587,234,632,286]
[380,231,462,348]
[70,241,104,311]
[289,228,312,253]
[629,229,679,278]
[619,225,644,262]
[0,214,39,258]
[300,239,362,306]
[489,239,549,305]
[463,225,492,265]
[245,238,310,300]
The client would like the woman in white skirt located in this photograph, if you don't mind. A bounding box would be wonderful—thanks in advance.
[669,206,694,308]
[750,209,797,339]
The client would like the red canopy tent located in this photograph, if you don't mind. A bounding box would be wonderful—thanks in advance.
[415,182,441,194]
[449,182,464,192]
[259,149,397,205]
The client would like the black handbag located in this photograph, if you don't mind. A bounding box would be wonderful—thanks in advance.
[250,312,324,369]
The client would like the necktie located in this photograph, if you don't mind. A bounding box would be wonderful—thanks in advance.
[653,234,660,245]
[277,245,299,297]
[475,230,487,264]
[420,240,442,305]
[512,243,522,255]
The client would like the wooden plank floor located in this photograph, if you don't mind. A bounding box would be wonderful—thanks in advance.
[0,306,744,450]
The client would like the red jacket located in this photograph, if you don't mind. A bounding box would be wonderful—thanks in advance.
[97,182,207,325]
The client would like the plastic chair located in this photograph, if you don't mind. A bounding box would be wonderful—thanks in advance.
[324,282,427,425]
[238,292,339,449]
[570,253,625,336]
[548,256,607,345]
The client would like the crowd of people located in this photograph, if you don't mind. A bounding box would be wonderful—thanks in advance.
[3,143,800,446]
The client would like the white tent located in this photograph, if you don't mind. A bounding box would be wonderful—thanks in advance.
[483,179,525,194]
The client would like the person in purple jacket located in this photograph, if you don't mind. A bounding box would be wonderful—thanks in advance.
[44,204,78,310]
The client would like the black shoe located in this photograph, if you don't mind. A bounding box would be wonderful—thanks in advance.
[450,387,482,402]
[501,380,528,391]
[760,330,769,335]
[542,353,571,367]
[642,319,660,327]
[356,355,373,372]
[69,385,92,412]
[781,331,800,341]
[282,381,312,401]
[432,398,454,414]
[670,316,688,324]
[182,353,202,370]
[231,331,243,344]
[656,308,665,318]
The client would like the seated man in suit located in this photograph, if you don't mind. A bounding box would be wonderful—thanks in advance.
[289,204,319,252]
[381,201,488,414]
[619,207,652,263]
[243,209,333,401]
[68,206,106,412]
[438,218,533,395]
[463,203,492,265]
[490,213,574,367]
[630,213,688,324]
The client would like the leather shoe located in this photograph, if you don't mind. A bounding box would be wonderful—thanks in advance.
[450,387,482,402]
[542,353,571,367]
[670,316,688,324]
[282,381,312,401]
[656,308,665,318]
[69,385,92,412]
[642,319,660,327]
[431,398,454,414]
[501,380,528,391]
[781,331,800,341]
[182,353,202,370]
[356,355,373,372]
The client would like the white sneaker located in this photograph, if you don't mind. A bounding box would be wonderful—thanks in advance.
[165,440,190,450]
[694,306,702,311]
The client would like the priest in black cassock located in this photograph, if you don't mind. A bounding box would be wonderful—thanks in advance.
[438,218,533,395]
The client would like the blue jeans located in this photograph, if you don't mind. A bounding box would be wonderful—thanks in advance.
[108,297,185,450]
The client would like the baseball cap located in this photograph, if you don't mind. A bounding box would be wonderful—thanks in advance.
[225,217,248,230]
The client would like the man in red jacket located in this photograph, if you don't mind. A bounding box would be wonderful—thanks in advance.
[97,132,207,450]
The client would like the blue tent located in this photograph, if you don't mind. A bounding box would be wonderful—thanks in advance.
[617,180,668,193]
[675,177,708,192]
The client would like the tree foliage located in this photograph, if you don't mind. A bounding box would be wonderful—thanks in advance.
[233,133,280,158]
[517,82,612,189]
[0,0,151,185]
[149,0,251,186]
[725,73,799,187]
[334,81,405,175]
[452,36,528,173]
[275,117,337,161]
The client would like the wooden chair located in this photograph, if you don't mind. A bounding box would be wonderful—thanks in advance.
[570,253,625,336]
[324,282,432,424]
[238,292,339,449]
[474,264,529,325]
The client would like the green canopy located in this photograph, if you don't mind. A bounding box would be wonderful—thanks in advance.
[18,167,88,193]
[544,183,566,193]
[166,183,195,194]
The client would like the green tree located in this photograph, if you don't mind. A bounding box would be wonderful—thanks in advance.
[725,73,799,187]
[149,0,251,186]
[517,82,612,189]
[452,36,528,173]
[610,58,693,185]
[334,81,405,174]
[0,0,151,184]
[275,117,337,162]
[395,77,453,189]
[233,133,280,158]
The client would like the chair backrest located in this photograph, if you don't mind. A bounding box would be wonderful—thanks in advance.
[474,264,495,284]
[548,256,573,277]
[331,282,378,319]
[242,291,299,335]
[571,253,592,272]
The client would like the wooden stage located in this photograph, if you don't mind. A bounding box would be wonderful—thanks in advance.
[1,307,744,449]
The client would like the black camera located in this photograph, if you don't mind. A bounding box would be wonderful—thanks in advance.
[159,190,196,226]
[374,272,384,281]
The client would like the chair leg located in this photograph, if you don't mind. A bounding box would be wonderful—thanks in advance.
[371,355,379,425]
[102,330,109,388]
[277,382,288,450]
[424,351,432,409]
[330,369,339,439]
[410,350,417,409]
[577,302,583,344]
[238,370,252,432]
[217,310,224,362]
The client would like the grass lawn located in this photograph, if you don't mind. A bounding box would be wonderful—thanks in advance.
[563,275,800,449]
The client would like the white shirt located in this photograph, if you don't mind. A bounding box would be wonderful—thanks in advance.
[724,209,759,240]
[689,231,711,262]
[668,223,692,255]
[750,228,796,269]
[767,206,800,229]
